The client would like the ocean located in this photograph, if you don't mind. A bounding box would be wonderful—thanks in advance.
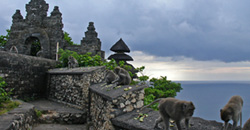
[175,81,250,124]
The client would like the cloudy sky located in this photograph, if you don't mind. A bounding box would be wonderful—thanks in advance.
[1,0,250,81]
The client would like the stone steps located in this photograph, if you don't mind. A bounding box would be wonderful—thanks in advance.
[29,99,86,124]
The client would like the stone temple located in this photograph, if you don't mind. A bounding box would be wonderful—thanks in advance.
[4,0,104,59]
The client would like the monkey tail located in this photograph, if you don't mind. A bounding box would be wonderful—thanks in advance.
[140,98,163,111]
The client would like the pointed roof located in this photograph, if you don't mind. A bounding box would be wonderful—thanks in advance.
[108,53,133,61]
[110,38,130,53]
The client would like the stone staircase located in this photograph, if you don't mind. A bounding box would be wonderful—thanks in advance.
[29,99,87,130]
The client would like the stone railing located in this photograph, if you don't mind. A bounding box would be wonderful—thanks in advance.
[89,83,147,130]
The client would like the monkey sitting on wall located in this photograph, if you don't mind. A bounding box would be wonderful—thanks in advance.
[68,56,79,68]
[9,45,18,54]
[141,97,195,130]
[113,66,131,85]
[220,95,243,130]
[105,70,119,84]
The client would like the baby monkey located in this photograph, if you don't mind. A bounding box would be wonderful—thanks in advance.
[220,95,243,130]
[141,97,195,130]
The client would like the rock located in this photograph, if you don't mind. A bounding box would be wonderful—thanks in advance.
[125,100,131,105]
[125,105,134,112]
[136,101,144,109]
[120,103,125,108]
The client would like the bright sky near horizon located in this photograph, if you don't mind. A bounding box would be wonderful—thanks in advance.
[1,0,250,81]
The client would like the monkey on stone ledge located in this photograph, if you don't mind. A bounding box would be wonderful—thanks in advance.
[141,97,195,130]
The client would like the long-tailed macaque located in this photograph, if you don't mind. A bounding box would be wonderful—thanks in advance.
[68,56,78,68]
[243,118,250,130]
[141,97,195,130]
[113,66,131,85]
[105,70,119,84]
[220,95,243,130]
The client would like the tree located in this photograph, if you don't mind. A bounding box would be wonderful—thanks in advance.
[64,31,77,45]
[0,29,10,48]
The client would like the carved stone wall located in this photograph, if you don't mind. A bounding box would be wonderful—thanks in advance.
[5,0,65,59]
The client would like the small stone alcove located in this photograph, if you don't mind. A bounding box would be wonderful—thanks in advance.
[25,36,41,56]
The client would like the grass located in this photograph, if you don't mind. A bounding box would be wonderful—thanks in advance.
[35,109,42,117]
[0,100,21,115]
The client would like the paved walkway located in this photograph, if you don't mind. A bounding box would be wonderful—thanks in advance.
[32,124,87,130]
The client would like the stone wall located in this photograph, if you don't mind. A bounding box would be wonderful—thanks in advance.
[0,51,57,99]
[47,66,106,112]
[0,100,36,130]
[89,83,146,130]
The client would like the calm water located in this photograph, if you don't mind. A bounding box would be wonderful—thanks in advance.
[175,81,250,124]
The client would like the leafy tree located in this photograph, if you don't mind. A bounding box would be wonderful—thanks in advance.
[144,76,182,110]
[64,32,77,45]
[0,29,10,48]
[57,48,79,67]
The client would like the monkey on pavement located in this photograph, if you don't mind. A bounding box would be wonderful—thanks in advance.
[141,97,195,130]
[220,95,243,130]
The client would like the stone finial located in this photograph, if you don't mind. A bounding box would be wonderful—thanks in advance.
[85,22,98,39]
[12,10,23,22]
[25,0,49,19]
[51,6,62,17]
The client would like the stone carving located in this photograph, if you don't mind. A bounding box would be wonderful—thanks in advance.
[68,56,78,68]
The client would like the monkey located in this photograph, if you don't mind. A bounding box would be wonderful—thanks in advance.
[220,95,243,130]
[140,97,195,130]
[113,66,131,85]
[243,118,250,130]
[68,56,79,68]
[9,45,18,54]
[105,69,119,84]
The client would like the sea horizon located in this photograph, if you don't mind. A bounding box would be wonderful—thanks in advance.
[175,81,250,124]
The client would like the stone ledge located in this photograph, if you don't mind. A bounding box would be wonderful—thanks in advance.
[47,66,105,75]
[0,100,35,130]
[112,108,242,130]
[90,83,147,101]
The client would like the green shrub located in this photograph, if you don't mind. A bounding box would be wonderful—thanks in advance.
[144,76,182,110]
[35,109,42,117]
[0,77,12,105]
[57,49,79,68]
[0,101,20,115]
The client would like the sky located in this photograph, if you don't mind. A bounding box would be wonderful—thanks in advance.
[1,0,250,81]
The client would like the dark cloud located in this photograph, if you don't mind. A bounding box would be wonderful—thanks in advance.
[1,0,250,62]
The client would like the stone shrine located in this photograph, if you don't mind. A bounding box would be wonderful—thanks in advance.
[5,0,104,59]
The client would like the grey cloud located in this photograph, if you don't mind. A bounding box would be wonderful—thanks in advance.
[1,0,250,62]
